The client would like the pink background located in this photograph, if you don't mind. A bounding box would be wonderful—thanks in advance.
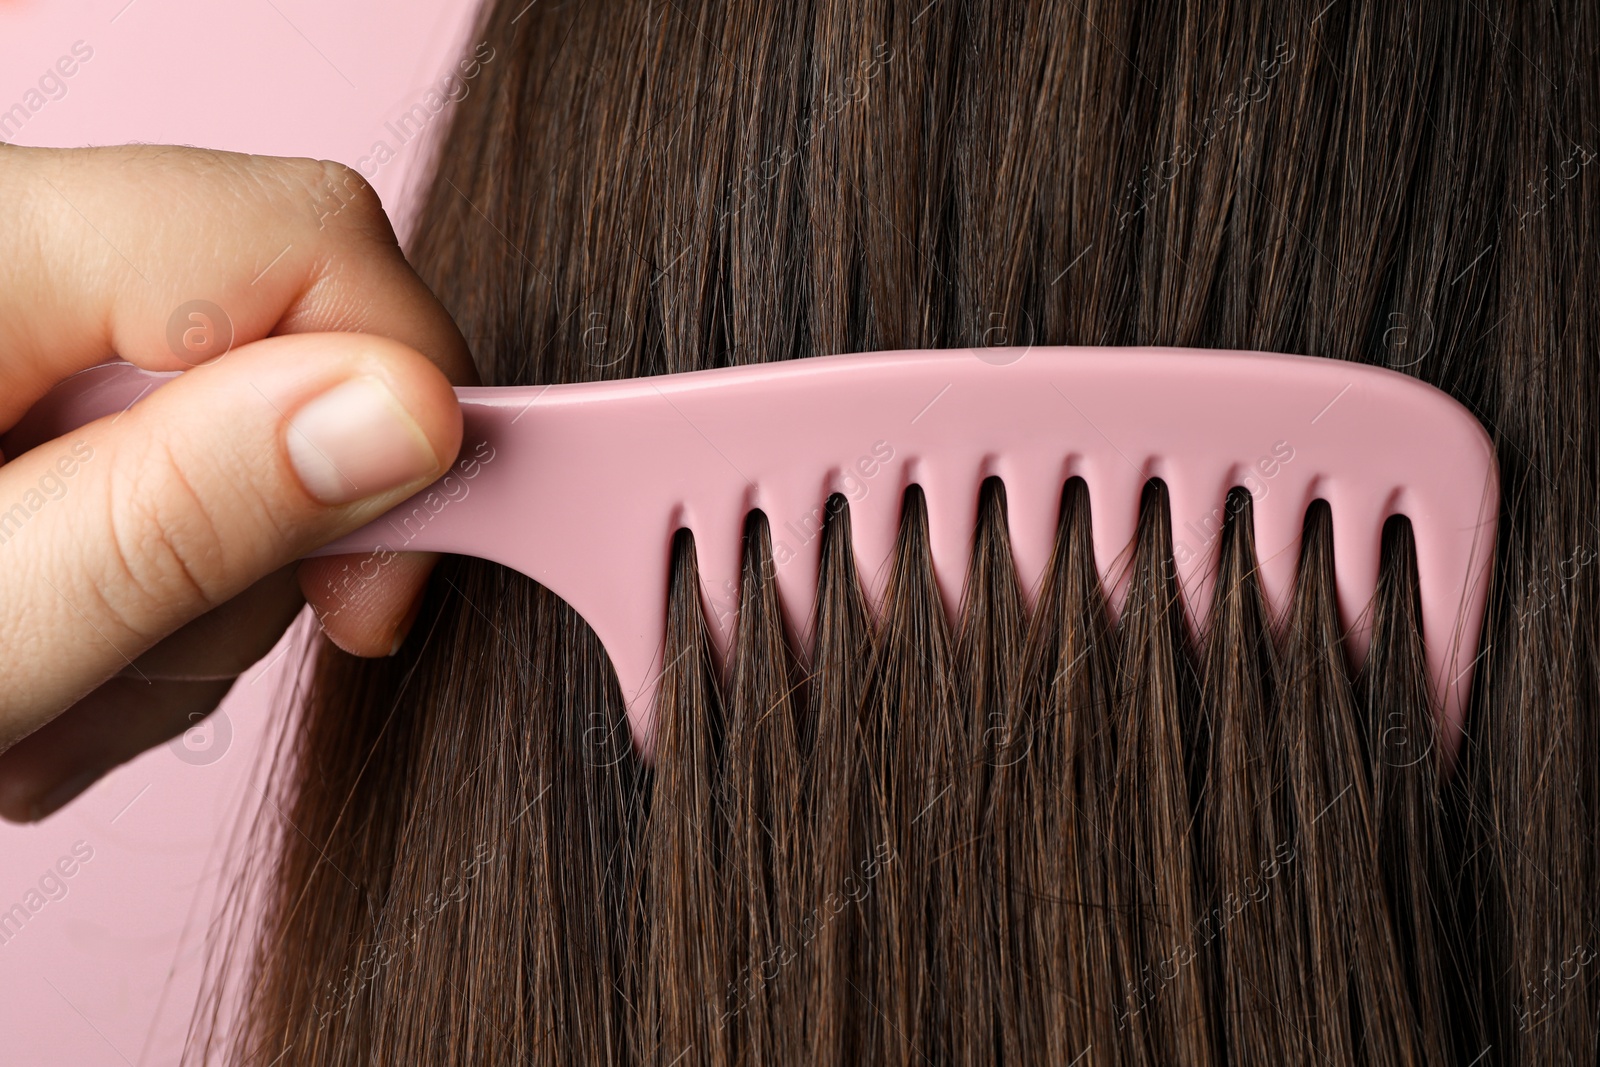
[0,0,481,1060]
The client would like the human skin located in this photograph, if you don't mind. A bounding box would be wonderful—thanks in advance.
[0,144,475,820]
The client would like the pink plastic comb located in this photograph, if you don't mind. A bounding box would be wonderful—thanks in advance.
[5,348,1498,766]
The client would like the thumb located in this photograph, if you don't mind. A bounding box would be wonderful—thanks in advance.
[0,334,461,745]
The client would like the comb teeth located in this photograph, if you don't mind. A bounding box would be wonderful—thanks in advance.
[10,350,1499,769]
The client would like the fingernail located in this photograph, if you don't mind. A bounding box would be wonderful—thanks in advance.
[286,376,439,505]
[31,769,100,821]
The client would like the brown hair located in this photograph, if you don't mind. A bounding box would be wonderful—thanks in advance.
[194,0,1600,1063]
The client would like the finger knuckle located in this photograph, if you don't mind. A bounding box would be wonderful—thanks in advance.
[307,158,390,238]
[100,443,234,634]
[253,155,389,240]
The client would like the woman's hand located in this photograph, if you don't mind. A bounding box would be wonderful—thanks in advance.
[0,144,475,820]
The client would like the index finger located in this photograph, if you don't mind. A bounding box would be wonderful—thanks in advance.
[0,143,478,422]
